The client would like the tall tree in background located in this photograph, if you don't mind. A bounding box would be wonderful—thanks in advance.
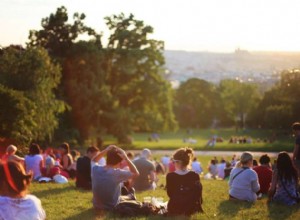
[219,79,260,130]
[175,78,219,128]
[28,6,98,58]
[0,46,66,144]
[104,13,177,142]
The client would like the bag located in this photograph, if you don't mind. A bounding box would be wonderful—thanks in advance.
[114,200,162,217]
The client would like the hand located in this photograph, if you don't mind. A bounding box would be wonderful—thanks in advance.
[116,147,127,160]
[106,145,116,151]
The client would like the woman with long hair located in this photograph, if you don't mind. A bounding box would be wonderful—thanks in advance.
[59,143,73,173]
[268,151,299,205]
[229,152,260,202]
[25,143,44,180]
[0,160,46,219]
[166,147,203,216]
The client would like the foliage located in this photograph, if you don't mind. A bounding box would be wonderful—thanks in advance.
[219,79,260,129]
[103,13,178,142]
[28,6,98,58]
[175,78,219,128]
[0,46,66,143]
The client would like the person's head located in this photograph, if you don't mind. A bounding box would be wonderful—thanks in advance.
[127,152,134,160]
[45,156,55,169]
[252,159,258,166]
[59,143,70,155]
[221,159,226,164]
[71,150,80,160]
[106,147,123,166]
[236,152,253,168]
[172,147,194,170]
[292,122,300,135]
[0,161,32,197]
[276,151,298,181]
[193,157,197,162]
[210,159,216,165]
[259,154,270,165]
[6,145,17,155]
[29,143,40,156]
[225,161,231,168]
[141,148,152,159]
[86,146,99,159]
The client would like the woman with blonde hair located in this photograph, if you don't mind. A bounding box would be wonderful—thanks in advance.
[229,152,260,202]
[166,147,203,216]
[2,145,24,164]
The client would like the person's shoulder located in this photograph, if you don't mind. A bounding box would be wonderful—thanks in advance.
[24,195,42,203]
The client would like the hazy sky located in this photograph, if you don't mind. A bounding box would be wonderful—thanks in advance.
[1,0,300,52]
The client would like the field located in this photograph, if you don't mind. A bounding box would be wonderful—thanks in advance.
[101,128,293,152]
[30,172,300,220]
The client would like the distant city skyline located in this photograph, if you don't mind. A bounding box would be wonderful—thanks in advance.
[1,0,300,52]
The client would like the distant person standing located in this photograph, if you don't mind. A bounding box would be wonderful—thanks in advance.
[133,148,157,191]
[292,122,300,178]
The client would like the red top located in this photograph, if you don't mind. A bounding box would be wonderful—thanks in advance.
[253,165,272,194]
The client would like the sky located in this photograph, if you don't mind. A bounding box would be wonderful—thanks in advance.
[1,0,300,52]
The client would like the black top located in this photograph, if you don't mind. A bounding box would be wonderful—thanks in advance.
[76,156,92,190]
[166,171,203,215]
[296,136,300,160]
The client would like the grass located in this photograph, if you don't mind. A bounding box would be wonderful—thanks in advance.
[29,154,300,220]
[101,128,293,152]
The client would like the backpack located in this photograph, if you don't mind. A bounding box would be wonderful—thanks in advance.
[114,200,162,217]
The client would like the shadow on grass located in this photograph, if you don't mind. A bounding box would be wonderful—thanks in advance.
[218,200,254,217]
[32,184,76,198]
[267,201,300,220]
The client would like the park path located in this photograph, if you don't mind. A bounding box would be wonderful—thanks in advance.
[132,150,286,157]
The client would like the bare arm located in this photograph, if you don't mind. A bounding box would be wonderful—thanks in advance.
[268,170,277,201]
[149,170,157,182]
[92,145,115,162]
[293,144,299,161]
[117,148,139,178]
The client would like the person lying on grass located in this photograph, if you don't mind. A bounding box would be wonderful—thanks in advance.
[0,160,46,220]
[229,152,260,202]
[91,145,139,211]
[166,147,203,216]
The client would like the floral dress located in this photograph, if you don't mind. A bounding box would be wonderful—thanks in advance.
[273,177,298,206]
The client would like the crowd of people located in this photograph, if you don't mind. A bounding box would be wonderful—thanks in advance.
[1,122,300,219]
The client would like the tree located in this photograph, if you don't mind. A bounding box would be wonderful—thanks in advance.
[219,79,260,130]
[28,6,98,58]
[0,46,66,143]
[103,13,178,142]
[175,78,219,128]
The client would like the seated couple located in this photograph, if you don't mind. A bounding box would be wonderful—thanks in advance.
[91,145,203,216]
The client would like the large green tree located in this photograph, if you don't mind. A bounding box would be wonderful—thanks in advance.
[0,46,66,144]
[219,79,260,130]
[175,78,219,128]
[103,13,178,142]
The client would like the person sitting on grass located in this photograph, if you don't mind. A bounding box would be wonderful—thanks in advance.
[2,145,24,164]
[58,142,73,175]
[25,143,44,181]
[76,146,99,190]
[92,145,139,211]
[268,152,299,206]
[253,154,272,195]
[0,160,46,220]
[166,147,203,216]
[133,148,157,191]
[229,152,260,202]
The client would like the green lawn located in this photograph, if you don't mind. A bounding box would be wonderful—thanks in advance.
[101,128,293,152]
[30,176,300,220]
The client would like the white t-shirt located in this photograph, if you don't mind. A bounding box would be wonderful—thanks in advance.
[191,161,203,174]
[25,154,43,180]
[0,195,46,220]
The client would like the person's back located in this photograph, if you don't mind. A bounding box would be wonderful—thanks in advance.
[133,157,155,191]
[191,159,202,174]
[253,154,272,194]
[76,156,92,189]
[25,154,43,180]
[217,160,226,179]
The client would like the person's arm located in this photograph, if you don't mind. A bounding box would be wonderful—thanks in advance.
[117,148,139,178]
[62,155,69,169]
[149,170,157,183]
[251,172,260,193]
[293,142,299,161]
[92,145,115,162]
[268,170,277,202]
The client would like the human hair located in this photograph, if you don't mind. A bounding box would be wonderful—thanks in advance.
[211,159,216,165]
[173,147,194,167]
[235,152,253,168]
[276,151,298,182]
[86,146,99,154]
[292,122,300,131]
[6,145,17,154]
[106,148,123,165]
[141,148,151,158]
[0,161,32,196]
[259,154,270,165]
[71,150,80,160]
[59,142,70,154]
[127,152,134,160]
[29,143,41,155]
